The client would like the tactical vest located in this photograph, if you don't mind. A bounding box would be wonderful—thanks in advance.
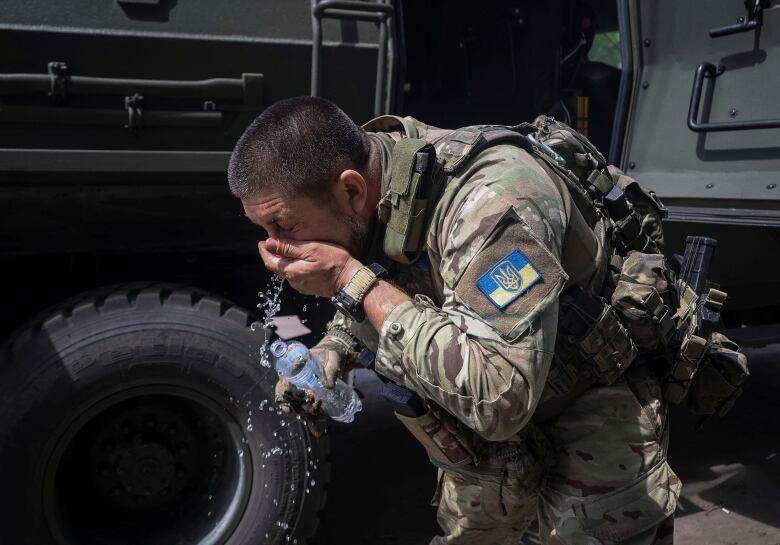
[367,115,746,420]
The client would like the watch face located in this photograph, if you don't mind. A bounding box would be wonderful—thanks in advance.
[331,292,365,323]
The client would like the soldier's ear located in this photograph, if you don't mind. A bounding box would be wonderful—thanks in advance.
[336,169,370,215]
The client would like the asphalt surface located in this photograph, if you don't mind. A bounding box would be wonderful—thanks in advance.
[312,344,780,545]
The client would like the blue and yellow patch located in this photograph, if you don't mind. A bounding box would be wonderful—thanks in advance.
[475,248,542,309]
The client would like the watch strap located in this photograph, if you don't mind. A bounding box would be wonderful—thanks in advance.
[343,265,380,302]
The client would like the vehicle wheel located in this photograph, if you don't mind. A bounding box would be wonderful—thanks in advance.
[0,284,328,545]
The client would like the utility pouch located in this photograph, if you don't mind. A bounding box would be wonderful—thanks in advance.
[381,138,439,264]
[560,289,638,385]
[608,166,668,250]
[395,408,476,468]
[580,305,640,385]
[611,252,676,352]
[683,332,748,415]
[666,331,708,404]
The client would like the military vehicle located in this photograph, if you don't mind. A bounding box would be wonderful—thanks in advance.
[1,0,777,543]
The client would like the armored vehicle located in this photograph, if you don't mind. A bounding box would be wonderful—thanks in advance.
[1,0,777,543]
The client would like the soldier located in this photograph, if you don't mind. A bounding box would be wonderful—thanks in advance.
[228,96,680,545]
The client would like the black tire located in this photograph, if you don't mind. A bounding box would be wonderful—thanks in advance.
[0,284,329,545]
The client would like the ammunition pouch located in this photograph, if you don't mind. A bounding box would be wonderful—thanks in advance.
[560,288,638,385]
[395,406,476,468]
[611,252,676,352]
[684,332,748,415]
[666,331,708,405]
[665,283,746,414]
[609,166,668,251]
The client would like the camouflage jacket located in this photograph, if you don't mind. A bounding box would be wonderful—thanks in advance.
[333,115,575,442]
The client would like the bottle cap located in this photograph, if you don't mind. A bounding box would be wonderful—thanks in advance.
[270,339,288,358]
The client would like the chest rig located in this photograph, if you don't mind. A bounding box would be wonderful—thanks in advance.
[376,115,744,420]
[378,117,670,397]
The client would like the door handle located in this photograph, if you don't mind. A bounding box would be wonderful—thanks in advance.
[687,62,780,132]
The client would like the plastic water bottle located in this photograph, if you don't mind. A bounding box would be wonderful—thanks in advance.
[270,339,362,423]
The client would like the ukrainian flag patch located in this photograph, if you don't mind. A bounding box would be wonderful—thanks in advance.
[475,248,542,309]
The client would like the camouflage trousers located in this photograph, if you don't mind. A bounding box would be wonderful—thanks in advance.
[428,369,681,545]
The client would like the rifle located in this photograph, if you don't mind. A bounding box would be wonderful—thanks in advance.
[675,235,723,340]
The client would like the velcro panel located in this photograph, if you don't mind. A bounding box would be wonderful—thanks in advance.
[455,210,567,341]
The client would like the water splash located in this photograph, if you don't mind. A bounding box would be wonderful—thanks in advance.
[251,274,286,367]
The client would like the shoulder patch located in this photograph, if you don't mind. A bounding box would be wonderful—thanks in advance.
[475,248,541,309]
[454,211,568,341]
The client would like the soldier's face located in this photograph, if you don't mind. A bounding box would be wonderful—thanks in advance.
[242,189,369,256]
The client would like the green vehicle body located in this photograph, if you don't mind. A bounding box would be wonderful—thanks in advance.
[0,0,777,543]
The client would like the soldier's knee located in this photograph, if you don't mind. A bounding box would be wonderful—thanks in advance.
[434,470,538,544]
[539,460,681,544]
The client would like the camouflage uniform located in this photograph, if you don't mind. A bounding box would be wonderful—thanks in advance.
[336,116,680,544]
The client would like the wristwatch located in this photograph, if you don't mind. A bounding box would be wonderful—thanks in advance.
[331,262,388,322]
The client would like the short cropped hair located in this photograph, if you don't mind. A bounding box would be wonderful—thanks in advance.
[228,96,371,200]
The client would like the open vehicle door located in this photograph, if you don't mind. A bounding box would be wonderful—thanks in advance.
[617,0,780,313]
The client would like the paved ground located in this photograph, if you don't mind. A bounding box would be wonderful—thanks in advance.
[312,344,780,545]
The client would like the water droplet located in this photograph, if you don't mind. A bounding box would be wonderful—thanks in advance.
[207,511,212,517]
[238,449,244,458]
[247,424,253,432]
[310,479,316,486]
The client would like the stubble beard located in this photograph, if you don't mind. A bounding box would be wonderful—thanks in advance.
[342,214,370,257]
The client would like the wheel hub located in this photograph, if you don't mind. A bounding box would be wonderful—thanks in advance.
[116,442,175,497]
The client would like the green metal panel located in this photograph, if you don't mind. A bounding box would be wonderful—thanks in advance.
[0,0,386,175]
[624,0,780,212]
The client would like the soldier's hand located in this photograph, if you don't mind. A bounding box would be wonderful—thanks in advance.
[273,334,357,435]
[310,343,347,388]
[258,237,362,297]
[274,377,327,436]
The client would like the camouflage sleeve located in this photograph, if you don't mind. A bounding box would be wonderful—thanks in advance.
[374,145,569,441]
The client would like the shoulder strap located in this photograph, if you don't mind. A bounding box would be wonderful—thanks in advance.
[435,125,530,174]
[362,115,421,139]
